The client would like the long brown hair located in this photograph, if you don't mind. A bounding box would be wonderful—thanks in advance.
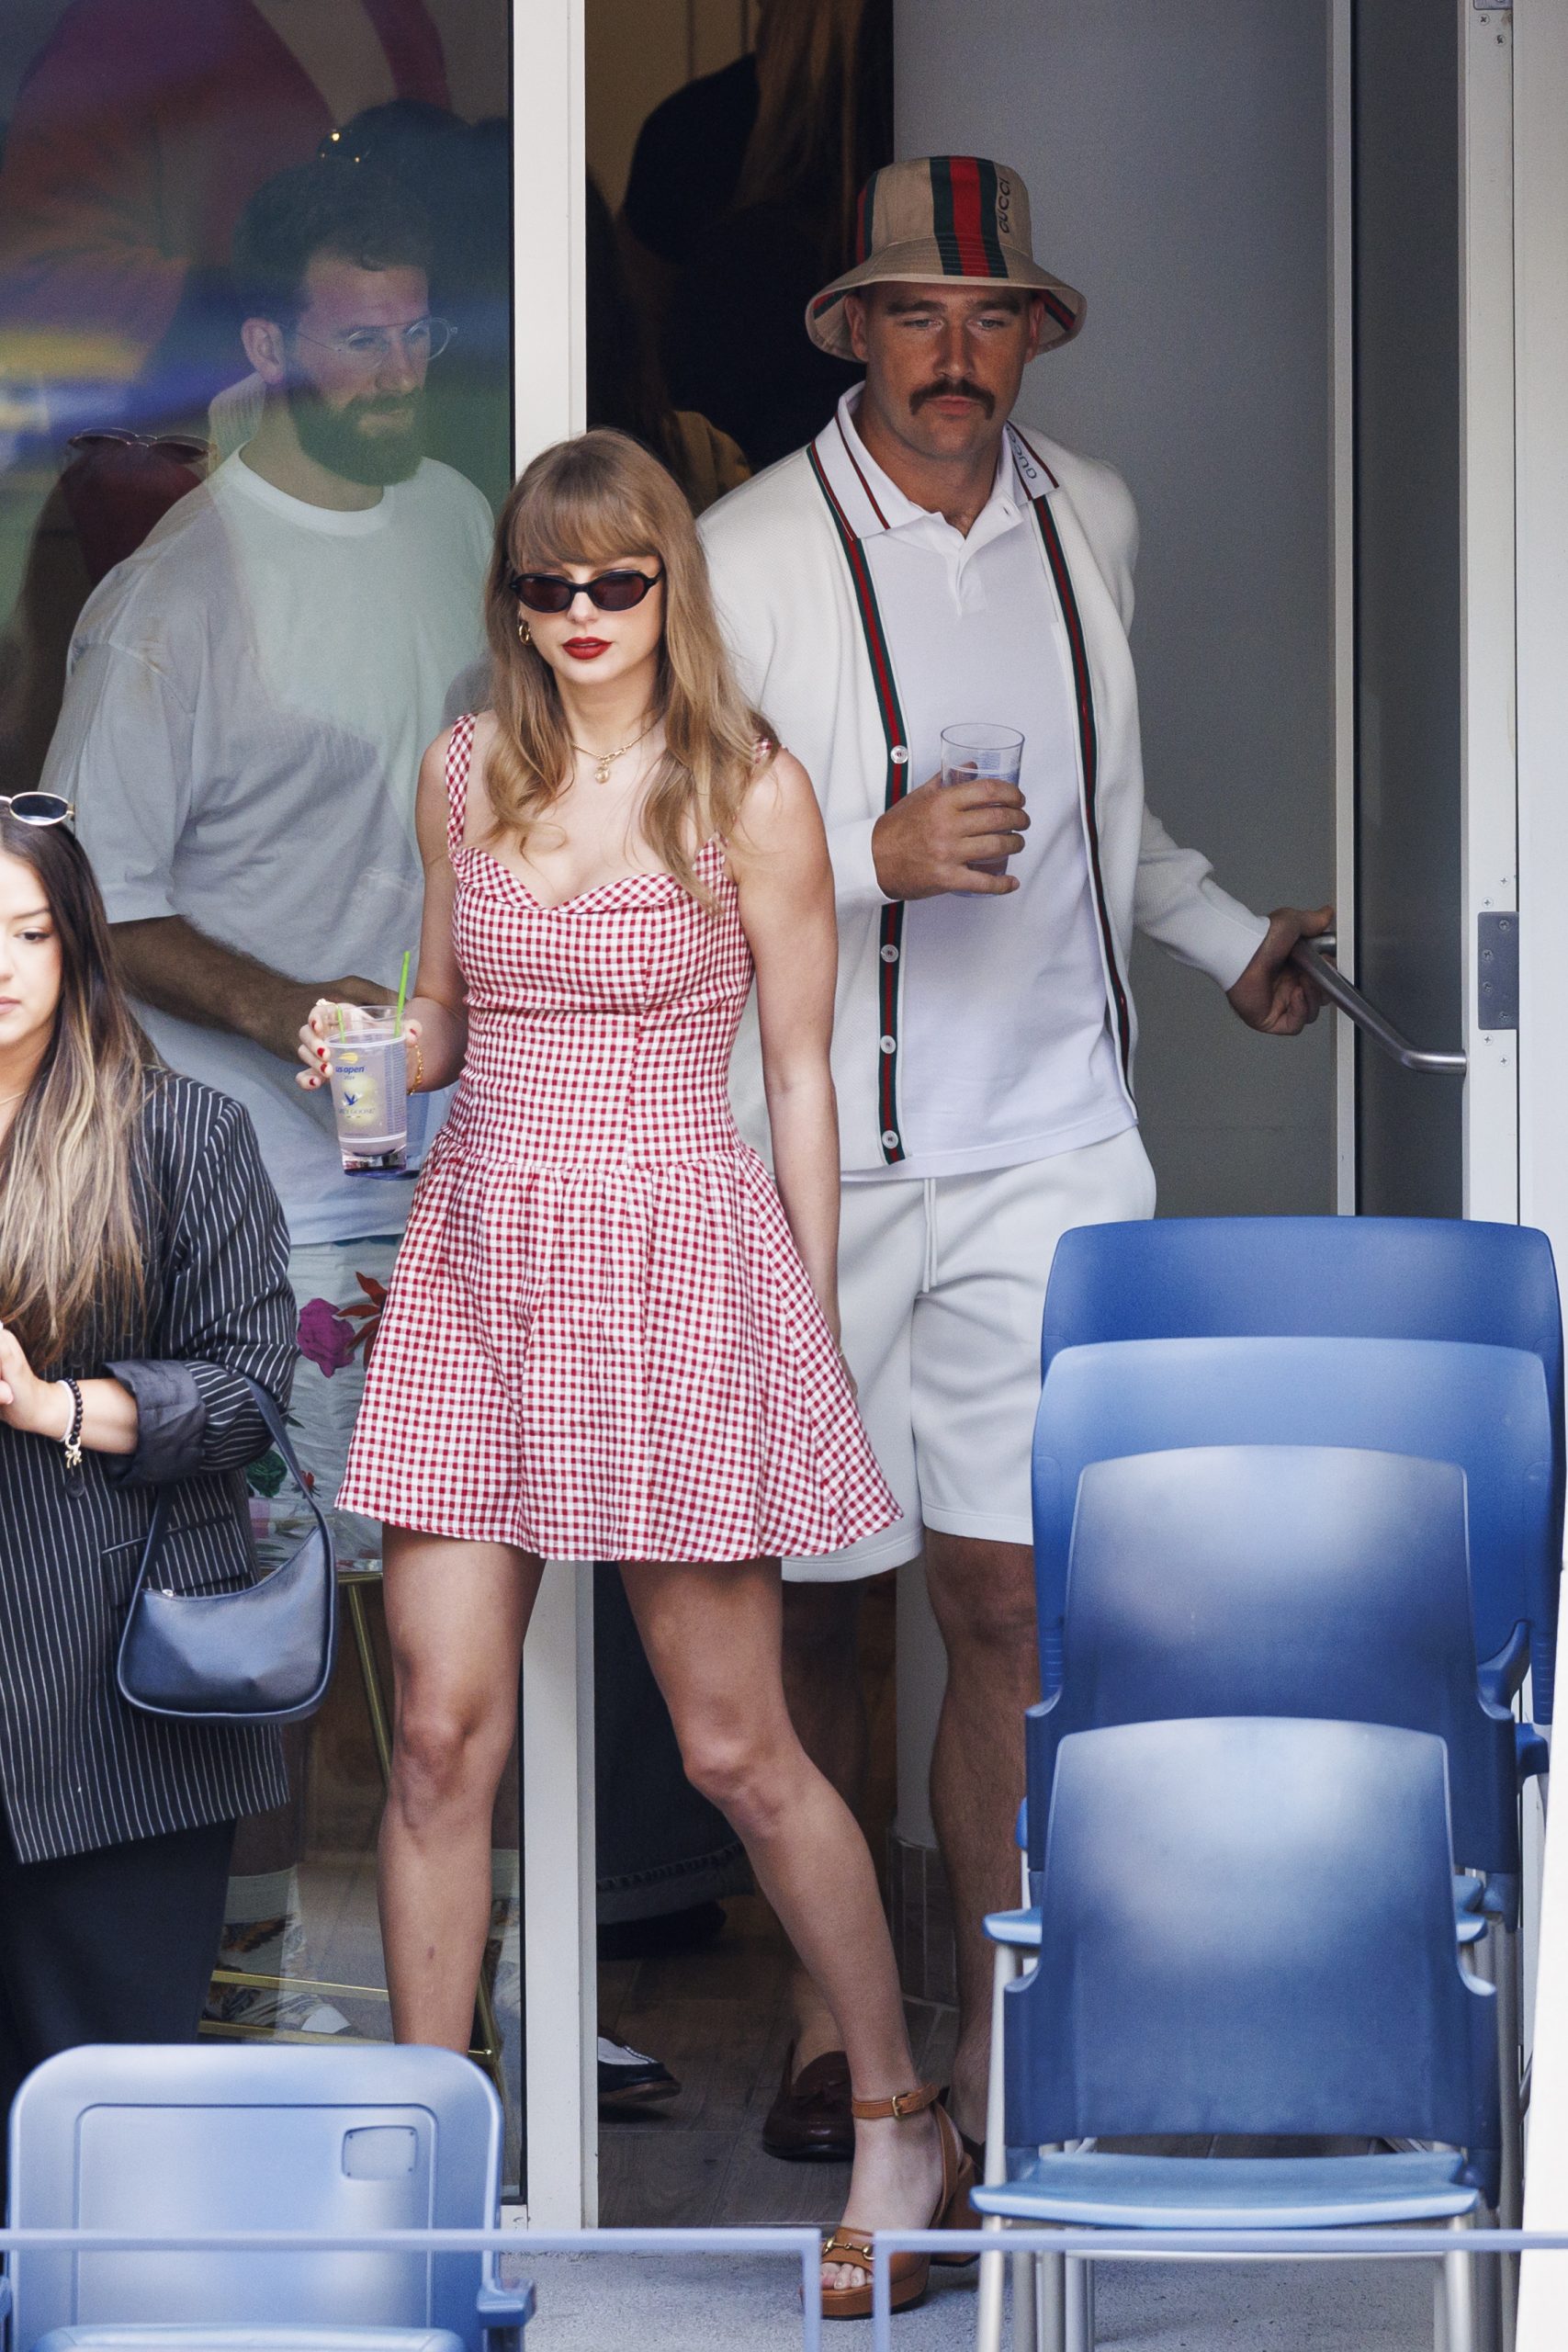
[735,0,892,265]
[483,430,767,900]
[0,815,157,1371]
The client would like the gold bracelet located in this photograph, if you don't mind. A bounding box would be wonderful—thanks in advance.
[408,1032,424,1092]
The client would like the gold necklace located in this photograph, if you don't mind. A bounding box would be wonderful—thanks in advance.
[569,715,659,787]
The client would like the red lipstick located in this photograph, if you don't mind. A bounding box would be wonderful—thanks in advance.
[564,637,610,659]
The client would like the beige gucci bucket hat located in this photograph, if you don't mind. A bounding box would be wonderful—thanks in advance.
[806,154,1087,360]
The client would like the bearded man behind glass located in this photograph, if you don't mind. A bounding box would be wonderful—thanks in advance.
[41,156,491,2024]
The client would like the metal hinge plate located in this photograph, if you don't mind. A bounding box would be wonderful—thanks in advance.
[1477,912,1519,1030]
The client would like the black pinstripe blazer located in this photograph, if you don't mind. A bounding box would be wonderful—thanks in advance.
[0,1071,294,1863]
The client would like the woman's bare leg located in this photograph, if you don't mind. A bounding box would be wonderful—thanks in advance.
[621,1556,943,2289]
[378,1527,543,2049]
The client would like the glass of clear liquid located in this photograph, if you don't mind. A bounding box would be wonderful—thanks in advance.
[941,723,1025,875]
[328,1005,409,1176]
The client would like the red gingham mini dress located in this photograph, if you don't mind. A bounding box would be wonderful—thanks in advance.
[337,716,901,1562]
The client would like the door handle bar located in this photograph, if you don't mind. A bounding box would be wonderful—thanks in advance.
[1289,936,1468,1075]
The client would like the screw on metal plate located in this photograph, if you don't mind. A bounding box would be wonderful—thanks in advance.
[1477,911,1519,1031]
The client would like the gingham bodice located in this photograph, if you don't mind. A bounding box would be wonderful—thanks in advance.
[441,715,753,1170]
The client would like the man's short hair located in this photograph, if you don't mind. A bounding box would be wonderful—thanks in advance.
[232,160,435,327]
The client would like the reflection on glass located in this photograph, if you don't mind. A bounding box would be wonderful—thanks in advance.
[0,0,517,2195]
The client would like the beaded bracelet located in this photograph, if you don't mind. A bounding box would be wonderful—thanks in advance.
[57,1375,84,1473]
[408,1031,425,1092]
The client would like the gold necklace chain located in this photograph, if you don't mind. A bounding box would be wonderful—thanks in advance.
[569,714,660,787]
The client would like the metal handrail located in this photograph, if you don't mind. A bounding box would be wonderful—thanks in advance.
[1290,935,1467,1075]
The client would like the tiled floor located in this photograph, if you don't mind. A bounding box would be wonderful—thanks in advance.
[600,1893,956,2232]
[511,2245,1437,2349]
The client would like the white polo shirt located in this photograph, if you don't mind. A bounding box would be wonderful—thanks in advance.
[821,392,1134,1181]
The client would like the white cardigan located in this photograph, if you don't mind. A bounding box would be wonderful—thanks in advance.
[701,413,1269,1175]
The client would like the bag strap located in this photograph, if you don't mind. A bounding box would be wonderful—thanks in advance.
[130,1374,326,1597]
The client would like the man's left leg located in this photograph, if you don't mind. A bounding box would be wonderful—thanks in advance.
[922,1530,1037,2143]
[910,1131,1157,2145]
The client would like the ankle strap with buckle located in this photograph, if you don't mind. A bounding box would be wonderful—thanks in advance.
[850,2080,942,2122]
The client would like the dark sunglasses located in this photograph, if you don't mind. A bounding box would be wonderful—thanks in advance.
[509,568,663,615]
[67,428,209,465]
[0,793,73,827]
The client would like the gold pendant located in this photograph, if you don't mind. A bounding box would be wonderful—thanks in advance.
[595,758,613,786]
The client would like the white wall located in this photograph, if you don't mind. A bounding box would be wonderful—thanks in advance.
[895,0,1337,1219]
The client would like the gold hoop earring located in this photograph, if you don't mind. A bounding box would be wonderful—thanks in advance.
[517,618,531,647]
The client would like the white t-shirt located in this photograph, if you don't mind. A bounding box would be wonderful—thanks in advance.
[825,394,1134,1181]
[50,451,492,1244]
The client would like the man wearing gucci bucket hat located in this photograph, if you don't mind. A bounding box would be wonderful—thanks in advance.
[701,156,1331,2172]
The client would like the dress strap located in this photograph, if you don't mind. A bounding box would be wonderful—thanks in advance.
[445,714,478,857]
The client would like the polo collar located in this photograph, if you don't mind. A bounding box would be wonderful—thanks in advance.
[814,390,1051,548]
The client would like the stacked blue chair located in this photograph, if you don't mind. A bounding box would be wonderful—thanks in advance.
[976,1442,1514,2348]
[1025,1332,1547,2262]
[1,2046,534,2352]
[975,1717,1499,2352]
[1032,1333,1554,1742]
[1023,1443,1518,1897]
[1038,1214,1563,1720]
[975,1216,1562,2350]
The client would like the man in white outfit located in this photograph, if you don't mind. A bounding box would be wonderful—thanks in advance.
[700,155,1330,2164]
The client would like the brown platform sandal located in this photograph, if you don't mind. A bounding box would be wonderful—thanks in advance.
[819,2081,976,2322]
[930,2116,986,2267]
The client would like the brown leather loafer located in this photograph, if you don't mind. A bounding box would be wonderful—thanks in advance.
[761,2041,853,2162]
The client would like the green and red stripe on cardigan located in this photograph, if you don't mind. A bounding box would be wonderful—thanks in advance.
[807,443,912,1165]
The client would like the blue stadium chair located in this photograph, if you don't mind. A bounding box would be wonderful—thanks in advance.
[1024,1444,1516,1889]
[1038,1214,1564,1716]
[976,1718,1499,2352]
[1041,1213,1562,1418]
[1032,1336,1556,1726]
[2,2046,534,2352]
[977,1442,1517,2333]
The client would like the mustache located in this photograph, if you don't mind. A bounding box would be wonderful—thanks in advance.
[349,396,421,424]
[911,378,995,415]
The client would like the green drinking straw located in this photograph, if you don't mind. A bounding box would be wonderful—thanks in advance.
[335,1004,346,1041]
[394,950,412,1030]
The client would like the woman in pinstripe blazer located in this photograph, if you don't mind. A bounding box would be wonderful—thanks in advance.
[0,807,295,2172]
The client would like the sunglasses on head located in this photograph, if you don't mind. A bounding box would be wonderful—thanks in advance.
[0,793,73,828]
[67,428,210,466]
[509,567,663,615]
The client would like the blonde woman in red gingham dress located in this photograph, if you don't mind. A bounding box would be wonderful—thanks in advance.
[300,433,972,2318]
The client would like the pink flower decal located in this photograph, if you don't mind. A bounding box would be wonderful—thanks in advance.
[298,1296,359,1377]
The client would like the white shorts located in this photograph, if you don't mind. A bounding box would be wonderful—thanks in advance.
[784,1127,1156,1582]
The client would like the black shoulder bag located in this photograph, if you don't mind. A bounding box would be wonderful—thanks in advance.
[117,1376,337,1724]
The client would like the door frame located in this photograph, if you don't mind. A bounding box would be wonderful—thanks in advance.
[1329,0,1522,1217]
[1458,0,1520,1225]
[1515,0,1568,2316]
[1329,0,1356,1213]
[511,0,598,2233]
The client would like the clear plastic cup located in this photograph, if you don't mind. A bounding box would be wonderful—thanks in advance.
[941,723,1025,875]
[327,1004,409,1176]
